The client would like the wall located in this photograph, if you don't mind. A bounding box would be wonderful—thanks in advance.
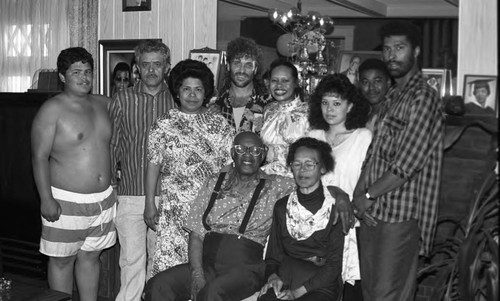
[457,0,497,93]
[99,0,217,68]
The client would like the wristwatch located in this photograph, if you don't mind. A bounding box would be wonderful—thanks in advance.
[365,190,376,201]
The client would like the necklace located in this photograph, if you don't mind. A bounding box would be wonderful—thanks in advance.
[228,87,253,108]
[229,94,251,108]
[326,130,354,147]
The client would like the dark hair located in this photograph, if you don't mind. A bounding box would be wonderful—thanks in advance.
[286,137,335,173]
[309,74,370,131]
[268,58,302,100]
[358,58,391,79]
[113,62,131,79]
[57,47,94,75]
[170,59,214,107]
[221,37,267,95]
[379,21,422,49]
[474,84,491,96]
[226,37,263,72]
[134,39,171,65]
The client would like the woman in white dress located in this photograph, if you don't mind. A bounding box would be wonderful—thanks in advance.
[307,74,371,300]
[260,60,309,177]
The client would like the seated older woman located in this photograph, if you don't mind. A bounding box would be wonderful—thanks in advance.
[258,137,344,301]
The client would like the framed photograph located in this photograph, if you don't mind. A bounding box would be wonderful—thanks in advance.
[324,38,345,74]
[189,47,223,89]
[98,39,161,97]
[463,74,497,114]
[336,51,382,85]
[123,0,151,12]
[422,68,448,98]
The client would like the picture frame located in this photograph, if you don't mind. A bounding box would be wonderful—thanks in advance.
[123,0,151,12]
[98,39,161,97]
[336,50,382,85]
[422,68,448,98]
[324,38,345,74]
[462,74,497,114]
[189,47,223,89]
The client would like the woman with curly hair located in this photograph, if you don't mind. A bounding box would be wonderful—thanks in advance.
[307,73,371,300]
[144,59,234,276]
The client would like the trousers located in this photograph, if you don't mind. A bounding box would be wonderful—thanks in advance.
[115,196,158,301]
[145,232,266,301]
[358,218,419,301]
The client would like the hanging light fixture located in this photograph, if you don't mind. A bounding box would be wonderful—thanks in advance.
[269,0,336,98]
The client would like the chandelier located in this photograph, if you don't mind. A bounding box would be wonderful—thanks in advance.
[268,1,336,96]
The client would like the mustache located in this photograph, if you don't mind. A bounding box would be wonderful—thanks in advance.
[234,72,249,77]
[387,60,399,65]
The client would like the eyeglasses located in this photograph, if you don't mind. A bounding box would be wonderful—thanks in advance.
[290,161,319,171]
[233,145,266,156]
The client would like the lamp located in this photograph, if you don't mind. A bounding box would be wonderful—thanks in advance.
[269,0,337,98]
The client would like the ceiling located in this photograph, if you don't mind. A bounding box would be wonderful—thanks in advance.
[218,0,459,22]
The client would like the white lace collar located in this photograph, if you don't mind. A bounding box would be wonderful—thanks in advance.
[286,183,334,240]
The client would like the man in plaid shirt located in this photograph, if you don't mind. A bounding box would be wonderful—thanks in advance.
[353,21,444,301]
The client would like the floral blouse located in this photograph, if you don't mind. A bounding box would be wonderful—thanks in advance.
[147,108,235,275]
[260,96,309,177]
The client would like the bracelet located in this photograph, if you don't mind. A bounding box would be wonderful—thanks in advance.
[365,190,375,201]
[191,269,204,278]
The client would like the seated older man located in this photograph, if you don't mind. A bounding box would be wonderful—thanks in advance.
[144,132,353,301]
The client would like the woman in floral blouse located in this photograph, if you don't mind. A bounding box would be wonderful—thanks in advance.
[260,59,309,177]
[144,59,234,276]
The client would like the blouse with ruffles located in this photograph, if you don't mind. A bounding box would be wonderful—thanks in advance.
[260,97,309,177]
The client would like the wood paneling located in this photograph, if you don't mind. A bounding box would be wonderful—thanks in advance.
[457,0,497,94]
[99,0,217,70]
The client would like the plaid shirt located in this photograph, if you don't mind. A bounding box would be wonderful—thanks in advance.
[363,71,444,256]
[215,88,272,135]
[109,80,175,196]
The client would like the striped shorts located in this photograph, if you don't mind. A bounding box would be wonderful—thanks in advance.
[40,186,117,257]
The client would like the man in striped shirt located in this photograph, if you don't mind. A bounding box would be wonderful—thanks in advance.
[353,21,444,301]
[109,39,175,301]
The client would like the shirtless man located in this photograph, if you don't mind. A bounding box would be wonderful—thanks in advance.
[31,47,117,301]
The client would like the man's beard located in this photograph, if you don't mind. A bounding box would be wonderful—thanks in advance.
[387,55,415,79]
[231,72,253,88]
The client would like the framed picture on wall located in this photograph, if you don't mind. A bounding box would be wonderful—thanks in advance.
[189,47,223,88]
[324,38,345,74]
[462,74,497,115]
[123,0,151,12]
[422,68,448,98]
[336,51,381,85]
[98,39,161,97]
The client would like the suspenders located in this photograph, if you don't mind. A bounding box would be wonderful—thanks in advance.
[202,172,266,235]
[202,172,226,231]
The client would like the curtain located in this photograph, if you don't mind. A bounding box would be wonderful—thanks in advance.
[0,0,69,92]
[421,19,459,73]
[68,0,99,93]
